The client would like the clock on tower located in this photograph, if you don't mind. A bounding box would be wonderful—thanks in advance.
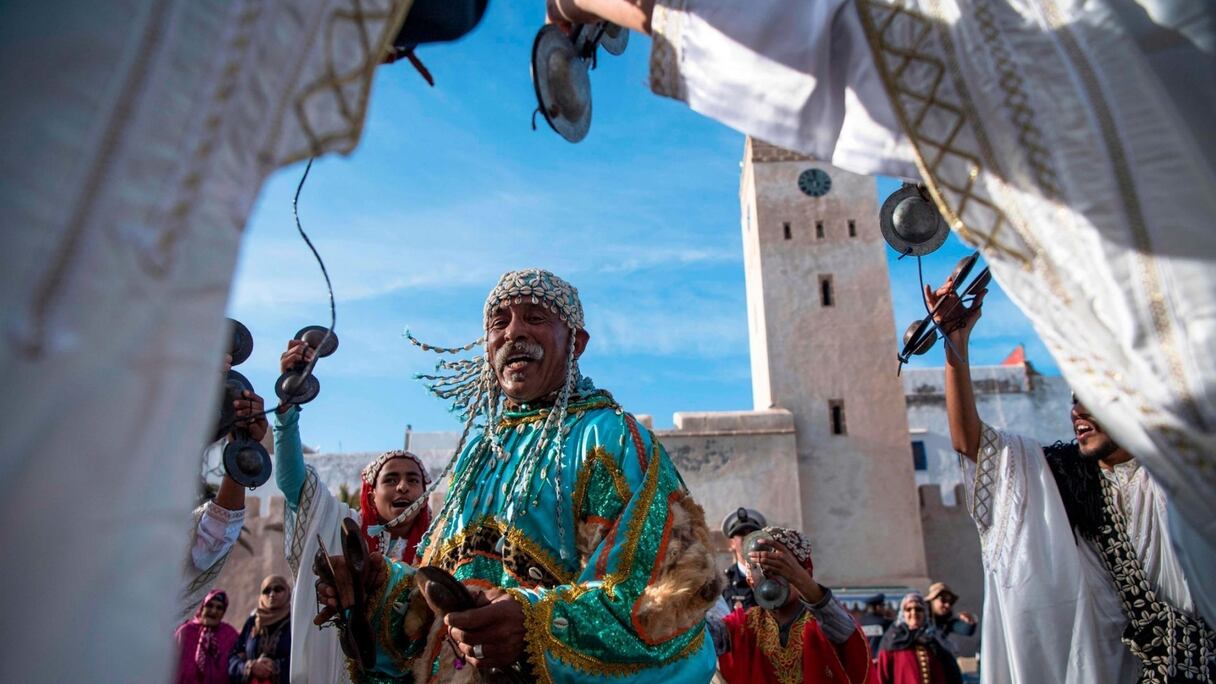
[797,168,832,197]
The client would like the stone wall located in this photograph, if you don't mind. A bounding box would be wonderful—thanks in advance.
[905,363,1072,503]
[919,484,983,657]
[658,409,802,566]
[211,495,292,630]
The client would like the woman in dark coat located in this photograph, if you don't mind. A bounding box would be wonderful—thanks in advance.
[876,592,963,684]
[228,575,292,683]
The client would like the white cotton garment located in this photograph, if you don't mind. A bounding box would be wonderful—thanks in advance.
[0,1,413,682]
[284,467,362,684]
[961,425,1140,684]
[648,0,919,181]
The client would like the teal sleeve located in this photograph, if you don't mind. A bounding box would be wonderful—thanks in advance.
[273,406,306,509]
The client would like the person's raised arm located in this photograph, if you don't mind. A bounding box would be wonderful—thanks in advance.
[925,278,986,462]
[546,0,656,35]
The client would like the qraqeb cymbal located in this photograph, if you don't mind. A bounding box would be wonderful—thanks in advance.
[879,184,950,257]
[532,25,592,143]
[228,318,254,366]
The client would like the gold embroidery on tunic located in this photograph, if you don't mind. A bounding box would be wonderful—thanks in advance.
[854,0,1030,264]
[515,589,707,681]
[427,516,576,585]
[602,442,663,596]
[572,446,633,519]
[375,572,415,672]
[497,397,618,430]
[748,607,811,684]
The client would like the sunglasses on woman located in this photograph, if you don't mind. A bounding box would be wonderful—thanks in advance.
[262,586,287,595]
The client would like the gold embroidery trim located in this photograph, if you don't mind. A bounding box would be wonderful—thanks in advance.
[854,0,1031,264]
[375,571,416,672]
[602,442,663,596]
[516,588,708,679]
[498,397,618,430]
[286,466,322,576]
[426,516,576,585]
[971,1,1060,200]
[969,423,1000,534]
[277,0,418,165]
[572,446,634,519]
[748,607,810,684]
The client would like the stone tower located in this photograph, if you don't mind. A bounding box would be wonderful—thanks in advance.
[739,138,928,586]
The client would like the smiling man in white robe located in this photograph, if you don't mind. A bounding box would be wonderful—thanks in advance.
[925,274,1213,683]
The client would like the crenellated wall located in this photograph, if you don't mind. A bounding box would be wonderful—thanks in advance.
[919,483,983,657]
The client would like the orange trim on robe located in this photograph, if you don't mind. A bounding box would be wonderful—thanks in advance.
[718,606,872,684]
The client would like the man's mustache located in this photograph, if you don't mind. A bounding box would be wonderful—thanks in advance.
[494,340,544,371]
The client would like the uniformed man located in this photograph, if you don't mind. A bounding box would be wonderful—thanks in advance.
[720,507,767,611]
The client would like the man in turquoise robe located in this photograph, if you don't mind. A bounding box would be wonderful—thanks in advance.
[320,269,721,683]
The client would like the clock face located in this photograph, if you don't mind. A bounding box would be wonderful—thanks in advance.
[798,168,832,197]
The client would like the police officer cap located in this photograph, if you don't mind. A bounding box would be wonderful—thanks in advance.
[722,507,767,538]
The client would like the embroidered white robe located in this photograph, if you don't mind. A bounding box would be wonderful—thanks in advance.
[961,423,1201,683]
[0,1,413,681]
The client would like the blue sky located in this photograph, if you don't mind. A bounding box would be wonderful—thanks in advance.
[227,4,1054,452]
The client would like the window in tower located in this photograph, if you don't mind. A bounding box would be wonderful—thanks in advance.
[815,220,825,239]
[912,440,927,471]
[819,275,835,307]
[848,219,857,237]
[783,222,792,240]
[829,400,847,435]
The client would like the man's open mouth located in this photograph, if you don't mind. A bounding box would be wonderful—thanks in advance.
[504,353,537,372]
[1074,420,1096,440]
[391,498,413,510]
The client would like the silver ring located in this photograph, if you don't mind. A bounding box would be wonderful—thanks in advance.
[472,644,485,659]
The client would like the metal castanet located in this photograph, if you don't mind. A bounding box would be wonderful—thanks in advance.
[228,318,254,366]
[216,369,272,487]
[742,530,791,611]
[896,252,991,371]
[312,523,376,672]
[530,21,629,143]
[275,325,338,407]
[879,183,950,257]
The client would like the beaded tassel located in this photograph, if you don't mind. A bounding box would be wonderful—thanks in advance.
[406,269,587,565]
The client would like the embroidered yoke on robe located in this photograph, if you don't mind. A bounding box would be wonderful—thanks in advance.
[717,605,870,684]
[961,423,1206,683]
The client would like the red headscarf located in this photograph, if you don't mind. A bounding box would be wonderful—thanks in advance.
[359,450,432,564]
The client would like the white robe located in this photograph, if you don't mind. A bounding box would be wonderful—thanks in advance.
[284,466,360,684]
[646,0,1216,624]
[960,423,1199,683]
[0,1,413,681]
[282,466,410,684]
